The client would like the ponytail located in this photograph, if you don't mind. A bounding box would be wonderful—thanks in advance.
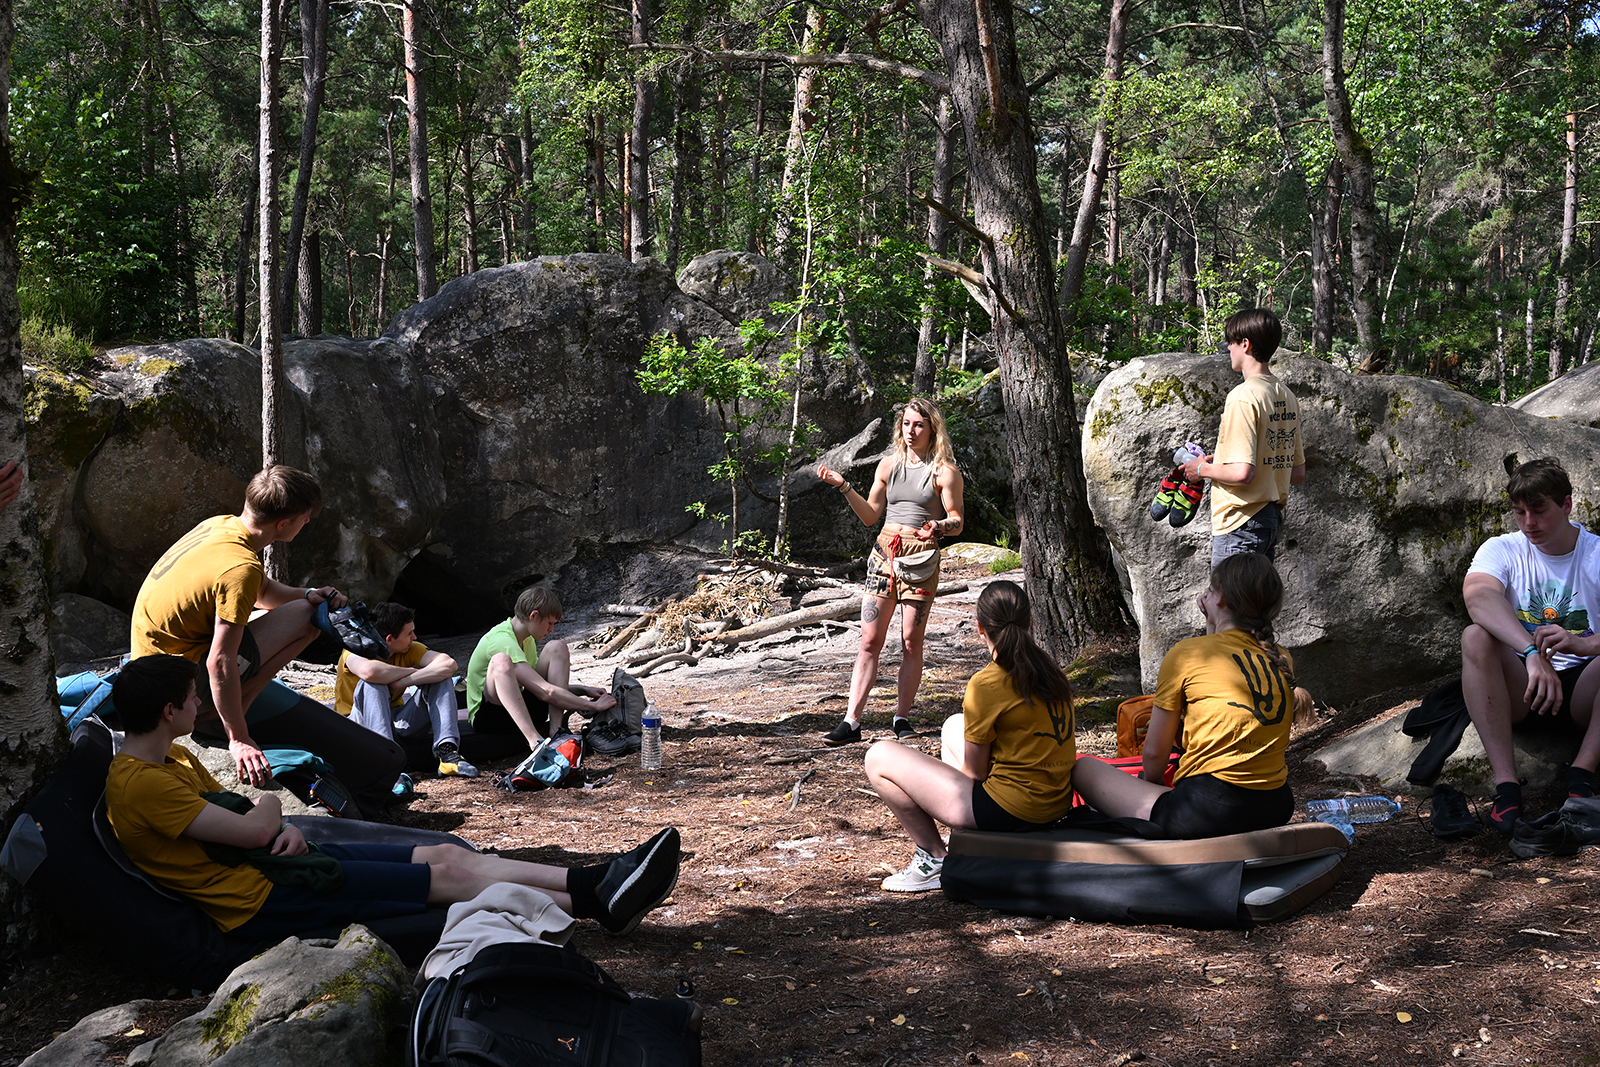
[977,581,1074,709]
[1209,552,1295,687]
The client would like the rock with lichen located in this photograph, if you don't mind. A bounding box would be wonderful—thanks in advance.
[1512,359,1600,427]
[145,925,412,1067]
[1082,351,1600,705]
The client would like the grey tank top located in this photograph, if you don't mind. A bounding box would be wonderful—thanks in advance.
[884,460,945,527]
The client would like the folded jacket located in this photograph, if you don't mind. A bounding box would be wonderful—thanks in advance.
[200,790,344,892]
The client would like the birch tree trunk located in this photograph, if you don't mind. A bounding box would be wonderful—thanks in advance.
[260,0,287,579]
[0,0,69,948]
[772,5,825,261]
[1549,106,1577,380]
[283,0,328,333]
[1321,0,1381,359]
[914,0,1131,657]
[404,0,437,300]
[1057,0,1128,325]
[913,94,957,397]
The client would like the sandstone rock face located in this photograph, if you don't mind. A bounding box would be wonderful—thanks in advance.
[1511,359,1600,427]
[676,250,797,326]
[26,253,1006,637]
[19,1000,155,1067]
[147,925,411,1067]
[49,593,132,667]
[1310,706,1578,794]
[1082,352,1600,705]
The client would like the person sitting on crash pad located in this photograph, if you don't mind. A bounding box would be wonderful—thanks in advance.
[863,580,1077,893]
[1072,552,1296,839]
[105,654,681,940]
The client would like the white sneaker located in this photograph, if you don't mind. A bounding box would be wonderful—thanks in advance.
[882,847,944,892]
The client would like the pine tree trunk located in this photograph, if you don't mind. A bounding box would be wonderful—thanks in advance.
[460,130,480,274]
[629,0,653,261]
[1058,0,1128,326]
[521,109,537,257]
[404,0,437,300]
[1321,0,1381,359]
[138,0,198,333]
[283,0,328,333]
[1311,157,1342,356]
[743,60,766,253]
[0,0,71,949]
[297,230,322,335]
[233,140,259,342]
[260,0,285,580]
[914,0,1130,658]
[914,94,957,397]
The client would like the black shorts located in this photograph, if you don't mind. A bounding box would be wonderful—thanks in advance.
[194,628,262,716]
[970,781,1063,833]
[232,842,431,941]
[1148,773,1293,839]
[472,697,554,738]
[1526,661,1588,719]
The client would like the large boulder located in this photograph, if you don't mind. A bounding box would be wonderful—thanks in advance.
[676,250,797,327]
[19,1000,158,1067]
[49,592,131,668]
[1512,360,1600,426]
[1082,352,1600,705]
[145,925,412,1067]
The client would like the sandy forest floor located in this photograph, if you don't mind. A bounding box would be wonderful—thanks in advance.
[4,557,1598,1067]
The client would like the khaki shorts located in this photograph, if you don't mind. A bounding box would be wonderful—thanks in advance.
[863,531,941,604]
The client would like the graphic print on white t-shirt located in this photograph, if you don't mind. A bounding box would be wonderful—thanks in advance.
[1468,522,1600,672]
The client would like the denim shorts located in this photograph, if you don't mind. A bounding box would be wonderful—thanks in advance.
[1212,502,1283,566]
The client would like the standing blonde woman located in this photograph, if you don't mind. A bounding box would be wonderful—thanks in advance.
[816,398,965,745]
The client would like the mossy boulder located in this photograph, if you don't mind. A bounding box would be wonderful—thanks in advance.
[1082,351,1600,705]
[1512,359,1600,428]
[676,249,797,328]
[146,925,411,1067]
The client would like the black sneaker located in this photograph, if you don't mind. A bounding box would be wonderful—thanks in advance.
[1509,810,1583,859]
[585,719,634,758]
[1427,784,1478,839]
[1487,793,1522,834]
[308,773,356,818]
[595,827,681,935]
[892,718,916,739]
[822,720,862,746]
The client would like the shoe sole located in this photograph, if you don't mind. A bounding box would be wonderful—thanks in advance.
[602,828,682,935]
[822,732,861,747]
[881,876,942,893]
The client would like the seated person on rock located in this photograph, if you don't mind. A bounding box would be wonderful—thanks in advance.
[130,465,404,818]
[863,581,1077,893]
[1072,552,1297,839]
[1461,458,1600,832]
[334,601,473,779]
[465,586,615,753]
[106,655,681,941]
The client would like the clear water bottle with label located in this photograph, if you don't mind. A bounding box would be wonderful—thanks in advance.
[1305,796,1401,841]
[639,701,662,771]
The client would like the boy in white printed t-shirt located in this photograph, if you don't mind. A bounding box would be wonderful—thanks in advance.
[1461,458,1600,833]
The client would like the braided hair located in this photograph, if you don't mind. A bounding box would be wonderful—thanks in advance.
[977,580,1074,710]
[1209,552,1295,687]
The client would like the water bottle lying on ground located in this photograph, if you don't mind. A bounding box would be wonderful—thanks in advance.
[1305,796,1402,842]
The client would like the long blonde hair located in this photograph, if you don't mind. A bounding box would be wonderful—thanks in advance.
[892,397,957,470]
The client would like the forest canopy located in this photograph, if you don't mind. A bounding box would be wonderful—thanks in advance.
[10,0,1598,403]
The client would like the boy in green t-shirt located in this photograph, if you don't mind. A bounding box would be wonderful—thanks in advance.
[465,586,615,752]
[1180,307,1307,567]
[107,655,679,938]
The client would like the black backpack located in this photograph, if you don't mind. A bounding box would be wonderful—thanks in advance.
[409,942,703,1067]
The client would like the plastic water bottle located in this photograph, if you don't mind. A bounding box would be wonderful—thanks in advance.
[1173,442,1204,466]
[1305,796,1401,842]
[639,702,663,771]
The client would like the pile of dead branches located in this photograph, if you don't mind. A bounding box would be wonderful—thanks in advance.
[590,557,867,677]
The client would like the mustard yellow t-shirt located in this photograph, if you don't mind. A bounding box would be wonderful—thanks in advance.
[962,661,1076,824]
[105,744,273,932]
[333,641,430,713]
[1210,373,1304,535]
[130,515,264,661]
[1154,629,1294,789]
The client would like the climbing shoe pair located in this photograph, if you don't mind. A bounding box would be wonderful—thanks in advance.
[1149,466,1203,528]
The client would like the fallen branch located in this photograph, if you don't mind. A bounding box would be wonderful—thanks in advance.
[600,603,655,616]
[636,652,697,677]
[710,557,864,578]
[712,600,863,644]
[629,635,692,668]
[789,767,817,811]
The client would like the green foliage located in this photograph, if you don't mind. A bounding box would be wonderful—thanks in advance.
[987,550,1022,575]
[20,316,96,373]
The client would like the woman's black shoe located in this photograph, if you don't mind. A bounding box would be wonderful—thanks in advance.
[822,720,862,746]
